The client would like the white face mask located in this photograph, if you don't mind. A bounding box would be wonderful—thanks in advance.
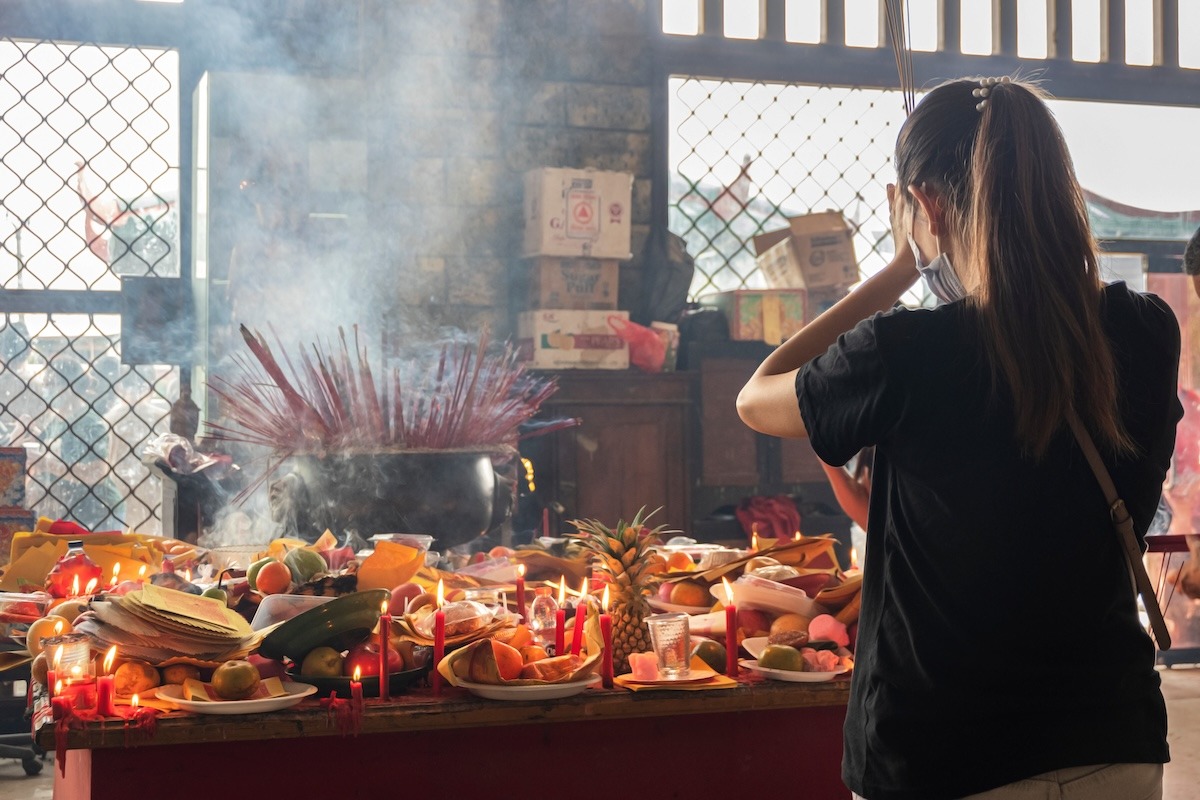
[908,207,967,305]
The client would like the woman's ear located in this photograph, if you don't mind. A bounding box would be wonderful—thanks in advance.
[906,183,945,238]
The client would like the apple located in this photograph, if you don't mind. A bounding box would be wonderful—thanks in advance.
[390,582,423,613]
[248,653,289,680]
[299,647,344,678]
[344,641,401,678]
[487,546,515,559]
[737,608,772,637]
[658,582,675,602]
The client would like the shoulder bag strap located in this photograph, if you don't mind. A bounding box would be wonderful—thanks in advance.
[1065,412,1171,650]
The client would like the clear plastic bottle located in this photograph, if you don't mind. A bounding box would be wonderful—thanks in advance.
[527,586,559,648]
[45,540,103,598]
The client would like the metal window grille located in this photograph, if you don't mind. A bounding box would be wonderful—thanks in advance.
[669,78,906,301]
[0,38,180,533]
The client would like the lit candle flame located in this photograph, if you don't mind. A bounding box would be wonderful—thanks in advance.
[579,578,588,606]
[84,577,99,596]
[352,666,361,682]
[137,564,147,580]
[850,547,859,570]
[436,578,444,609]
[70,664,82,680]
[53,618,64,636]
[557,576,566,606]
[110,562,120,587]
[71,574,80,597]
[381,599,389,616]
[103,645,117,674]
[131,694,139,710]
[722,576,735,605]
[751,531,759,552]
[794,530,802,541]
[601,584,610,613]
[53,645,63,670]
[517,563,525,578]
[55,680,62,695]
[184,568,192,584]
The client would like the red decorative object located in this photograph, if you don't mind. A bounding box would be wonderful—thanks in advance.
[432,579,446,696]
[570,595,587,657]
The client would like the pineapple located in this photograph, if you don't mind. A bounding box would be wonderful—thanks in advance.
[569,507,671,674]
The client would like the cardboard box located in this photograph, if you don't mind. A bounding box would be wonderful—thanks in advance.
[518,310,630,370]
[752,211,858,290]
[527,257,619,310]
[523,168,633,259]
[707,290,808,345]
[0,448,25,508]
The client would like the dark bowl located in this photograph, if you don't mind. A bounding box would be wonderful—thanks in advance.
[288,666,428,698]
[259,589,389,662]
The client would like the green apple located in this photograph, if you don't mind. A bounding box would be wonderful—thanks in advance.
[300,646,344,678]
[201,586,228,605]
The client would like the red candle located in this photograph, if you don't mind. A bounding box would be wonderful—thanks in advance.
[47,645,62,698]
[378,600,391,702]
[432,579,446,696]
[350,666,364,712]
[555,579,567,656]
[722,578,738,678]
[570,579,588,657]
[97,646,117,717]
[515,564,527,624]
[600,585,613,689]
[542,507,550,538]
[51,682,70,720]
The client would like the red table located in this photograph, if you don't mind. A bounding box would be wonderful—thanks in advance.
[41,679,852,799]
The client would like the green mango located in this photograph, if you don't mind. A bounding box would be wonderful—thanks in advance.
[284,548,327,584]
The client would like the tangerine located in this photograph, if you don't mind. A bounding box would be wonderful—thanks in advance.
[519,644,548,664]
[669,580,710,609]
[254,561,292,595]
[666,552,695,572]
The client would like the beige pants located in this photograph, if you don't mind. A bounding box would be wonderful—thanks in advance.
[853,763,1163,800]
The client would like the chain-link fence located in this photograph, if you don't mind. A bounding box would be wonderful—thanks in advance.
[0,38,180,533]
[668,77,913,302]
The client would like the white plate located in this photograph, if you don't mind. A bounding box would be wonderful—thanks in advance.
[621,667,719,686]
[157,682,318,715]
[647,596,713,615]
[742,636,770,660]
[739,659,849,683]
[457,674,601,701]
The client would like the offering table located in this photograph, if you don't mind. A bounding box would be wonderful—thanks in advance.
[40,678,850,799]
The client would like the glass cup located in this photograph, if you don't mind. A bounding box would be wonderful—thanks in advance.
[645,612,690,679]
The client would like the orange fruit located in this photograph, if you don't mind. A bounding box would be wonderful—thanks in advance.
[666,552,695,572]
[254,561,292,595]
[770,613,812,637]
[520,644,548,664]
[505,624,533,650]
[669,580,710,609]
[26,616,73,658]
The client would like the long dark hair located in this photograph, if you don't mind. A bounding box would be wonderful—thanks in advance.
[895,77,1134,458]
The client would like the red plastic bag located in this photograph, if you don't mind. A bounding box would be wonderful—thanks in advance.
[608,316,666,373]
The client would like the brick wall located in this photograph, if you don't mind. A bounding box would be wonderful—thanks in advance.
[362,0,656,339]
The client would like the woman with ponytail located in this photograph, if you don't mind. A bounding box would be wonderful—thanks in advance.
[738,77,1180,800]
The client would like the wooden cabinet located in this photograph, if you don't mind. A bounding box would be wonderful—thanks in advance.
[527,370,694,534]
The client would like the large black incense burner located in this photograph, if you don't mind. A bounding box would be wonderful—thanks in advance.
[209,326,576,547]
[273,451,499,548]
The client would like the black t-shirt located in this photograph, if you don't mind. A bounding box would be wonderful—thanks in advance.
[797,282,1181,800]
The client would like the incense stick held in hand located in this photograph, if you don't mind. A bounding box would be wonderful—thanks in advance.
[884,0,916,115]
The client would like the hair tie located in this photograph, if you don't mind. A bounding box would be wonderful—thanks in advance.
[973,76,1011,111]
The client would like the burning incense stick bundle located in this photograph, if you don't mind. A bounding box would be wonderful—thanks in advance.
[207,325,577,458]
